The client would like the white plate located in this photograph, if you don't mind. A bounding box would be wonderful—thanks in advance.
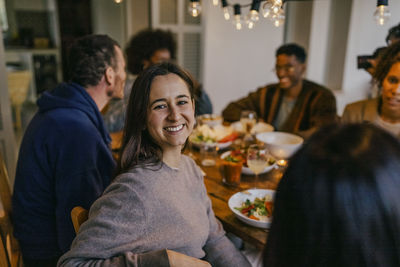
[231,121,274,134]
[228,189,275,229]
[191,140,232,149]
[220,151,276,175]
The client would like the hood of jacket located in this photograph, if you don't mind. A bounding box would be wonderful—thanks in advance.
[37,82,111,144]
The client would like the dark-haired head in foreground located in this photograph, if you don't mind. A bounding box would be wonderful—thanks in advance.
[264,123,400,267]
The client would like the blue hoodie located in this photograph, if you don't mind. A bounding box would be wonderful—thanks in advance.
[12,83,115,260]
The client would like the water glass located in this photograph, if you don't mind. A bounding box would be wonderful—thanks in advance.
[200,144,217,166]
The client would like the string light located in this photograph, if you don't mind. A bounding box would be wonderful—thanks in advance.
[246,0,261,29]
[374,0,390,26]
[193,0,285,30]
[233,4,243,30]
[189,0,202,17]
[222,0,231,20]
[189,1,390,31]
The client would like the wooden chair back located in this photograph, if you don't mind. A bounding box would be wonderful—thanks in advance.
[71,206,89,234]
[0,154,22,267]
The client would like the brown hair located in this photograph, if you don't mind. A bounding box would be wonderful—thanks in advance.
[115,62,195,176]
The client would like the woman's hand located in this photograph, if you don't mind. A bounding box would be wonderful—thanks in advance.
[167,250,211,267]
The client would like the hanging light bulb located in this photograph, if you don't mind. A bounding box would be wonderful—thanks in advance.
[233,4,243,30]
[212,0,219,6]
[262,0,282,19]
[374,0,390,26]
[262,0,273,18]
[246,0,261,29]
[114,0,123,3]
[188,0,202,17]
[271,7,285,27]
[221,0,230,20]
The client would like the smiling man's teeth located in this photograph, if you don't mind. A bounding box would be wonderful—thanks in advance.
[165,124,184,132]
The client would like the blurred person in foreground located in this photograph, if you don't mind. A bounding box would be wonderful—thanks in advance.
[103,28,213,135]
[58,62,250,267]
[342,41,400,137]
[222,43,337,139]
[264,123,400,267]
[12,34,126,267]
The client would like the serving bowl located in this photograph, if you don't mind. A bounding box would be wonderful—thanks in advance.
[196,114,223,127]
[256,132,303,159]
[230,121,274,134]
[228,189,275,229]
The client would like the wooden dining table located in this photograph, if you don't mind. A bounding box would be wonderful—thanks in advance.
[187,148,284,251]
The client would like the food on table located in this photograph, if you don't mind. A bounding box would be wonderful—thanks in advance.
[231,121,274,135]
[197,114,223,127]
[191,124,236,144]
[222,160,242,186]
[223,149,275,168]
[235,195,273,222]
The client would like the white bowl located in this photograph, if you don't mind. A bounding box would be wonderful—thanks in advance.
[228,189,275,229]
[256,132,303,159]
[231,121,274,134]
[197,114,223,127]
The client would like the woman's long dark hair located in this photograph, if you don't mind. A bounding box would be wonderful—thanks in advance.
[264,123,400,267]
[115,62,195,176]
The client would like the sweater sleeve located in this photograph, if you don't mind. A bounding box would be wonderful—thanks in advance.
[309,89,338,128]
[58,250,170,267]
[222,88,263,122]
[341,102,364,124]
[57,176,170,267]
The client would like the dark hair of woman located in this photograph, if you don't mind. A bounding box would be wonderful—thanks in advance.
[264,123,400,267]
[374,41,400,88]
[115,62,195,175]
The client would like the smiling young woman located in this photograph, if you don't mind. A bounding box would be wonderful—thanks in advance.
[58,62,250,267]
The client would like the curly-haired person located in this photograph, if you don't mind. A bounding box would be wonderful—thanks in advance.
[103,29,213,134]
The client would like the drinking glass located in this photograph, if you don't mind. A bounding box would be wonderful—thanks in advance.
[200,143,217,166]
[247,144,270,188]
[240,110,257,144]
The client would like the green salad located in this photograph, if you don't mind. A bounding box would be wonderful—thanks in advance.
[234,196,273,221]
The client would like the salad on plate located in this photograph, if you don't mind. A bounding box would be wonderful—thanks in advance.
[235,195,273,222]
[190,124,238,148]
[228,189,275,228]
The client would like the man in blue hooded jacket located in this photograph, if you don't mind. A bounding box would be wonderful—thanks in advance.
[12,34,126,267]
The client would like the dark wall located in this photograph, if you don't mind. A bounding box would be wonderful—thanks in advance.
[57,0,92,81]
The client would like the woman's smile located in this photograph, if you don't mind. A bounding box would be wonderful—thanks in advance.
[164,124,185,133]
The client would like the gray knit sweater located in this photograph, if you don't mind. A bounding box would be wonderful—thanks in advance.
[58,155,250,267]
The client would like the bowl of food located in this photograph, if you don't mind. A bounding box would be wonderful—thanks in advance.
[256,132,303,159]
[197,114,223,127]
[228,189,275,228]
[231,121,274,135]
[190,124,238,149]
[221,150,276,175]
